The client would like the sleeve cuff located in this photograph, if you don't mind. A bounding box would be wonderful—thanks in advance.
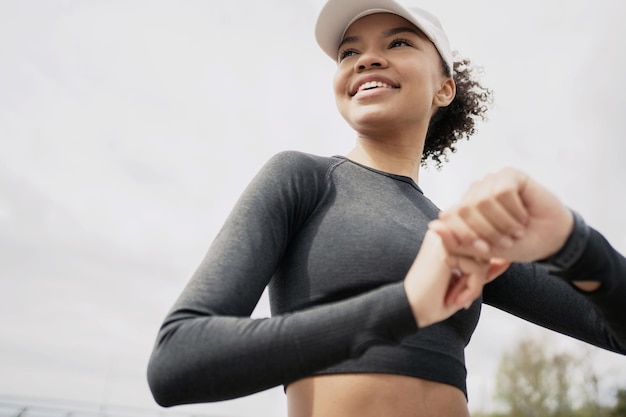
[535,210,590,274]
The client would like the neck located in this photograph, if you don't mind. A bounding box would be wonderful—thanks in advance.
[346,130,426,184]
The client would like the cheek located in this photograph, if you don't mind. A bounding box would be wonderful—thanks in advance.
[333,70,345,98]
[332,66,350,98]
[332,70,349,115]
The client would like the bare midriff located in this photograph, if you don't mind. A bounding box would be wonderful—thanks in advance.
[286,373,470,417]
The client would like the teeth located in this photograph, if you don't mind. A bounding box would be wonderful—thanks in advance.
[358,81,394,92]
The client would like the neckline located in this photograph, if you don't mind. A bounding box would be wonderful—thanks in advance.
[332,155,424,194]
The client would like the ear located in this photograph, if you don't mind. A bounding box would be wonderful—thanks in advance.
[433,77,456,107]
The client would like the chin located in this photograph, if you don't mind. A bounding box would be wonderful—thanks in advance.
[344,106,399,129]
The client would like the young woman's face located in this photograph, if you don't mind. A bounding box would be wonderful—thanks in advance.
[333,13,454,133]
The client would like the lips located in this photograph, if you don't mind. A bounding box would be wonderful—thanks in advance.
[350,76,399,97]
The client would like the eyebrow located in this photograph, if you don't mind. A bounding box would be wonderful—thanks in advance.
[338,26,424,50]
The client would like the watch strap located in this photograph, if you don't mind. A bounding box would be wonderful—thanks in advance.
[536,210,590,273]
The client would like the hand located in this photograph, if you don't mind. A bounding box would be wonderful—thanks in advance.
[431,168,574,263]
[403,230,510,328]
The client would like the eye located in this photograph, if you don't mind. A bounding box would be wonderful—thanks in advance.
[338,48,359,62]
[389,38,413,48]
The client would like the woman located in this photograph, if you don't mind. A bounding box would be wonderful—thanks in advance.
[147,1,626,416]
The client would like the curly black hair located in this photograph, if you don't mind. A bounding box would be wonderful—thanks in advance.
[423,55,493,168]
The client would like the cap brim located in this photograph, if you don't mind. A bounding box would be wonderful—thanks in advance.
[314,0,452,74]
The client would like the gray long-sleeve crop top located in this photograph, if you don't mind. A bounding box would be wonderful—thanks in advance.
[147,151,626,407]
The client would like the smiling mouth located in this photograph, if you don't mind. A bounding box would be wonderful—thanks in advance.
[353,81,398,96]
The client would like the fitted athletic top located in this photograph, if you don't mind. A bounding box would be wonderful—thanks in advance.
[147,151,626,407]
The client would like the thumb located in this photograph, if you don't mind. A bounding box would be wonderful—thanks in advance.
[429,219,461,252]
[486,258,511,283]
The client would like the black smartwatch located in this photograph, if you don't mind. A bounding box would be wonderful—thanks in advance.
[536,210,590,273]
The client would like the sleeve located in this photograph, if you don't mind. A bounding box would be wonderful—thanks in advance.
[146,152,418,406]
[483,224,626,354]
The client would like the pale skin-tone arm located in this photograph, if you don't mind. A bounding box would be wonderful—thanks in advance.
[429,167,600,292]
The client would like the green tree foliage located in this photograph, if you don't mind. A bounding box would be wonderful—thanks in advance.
[486,336,624,417]
[610,389,626,417]
[494,337,575,417]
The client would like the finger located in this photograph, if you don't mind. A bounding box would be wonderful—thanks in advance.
[446,256,490,308]
[436,212,490,255]
[429,220,463,252]
[471,198,527,245]
[453,274,483,308]
[493,185,529,227]
[485,258,511,283]
[443,268,465,308]
[457,169,530,237]
[457,204,512,250]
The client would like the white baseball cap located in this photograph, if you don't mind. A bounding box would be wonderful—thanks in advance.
[315,0,453,75]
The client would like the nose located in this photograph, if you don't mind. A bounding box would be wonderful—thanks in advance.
[355,50,388,72]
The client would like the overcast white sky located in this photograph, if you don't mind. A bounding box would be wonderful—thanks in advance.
[1,1,626,416]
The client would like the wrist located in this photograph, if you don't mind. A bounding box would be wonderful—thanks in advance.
[536,210,590,273]
[403,280,425,328]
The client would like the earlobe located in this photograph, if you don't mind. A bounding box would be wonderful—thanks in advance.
[434,78,456,107]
